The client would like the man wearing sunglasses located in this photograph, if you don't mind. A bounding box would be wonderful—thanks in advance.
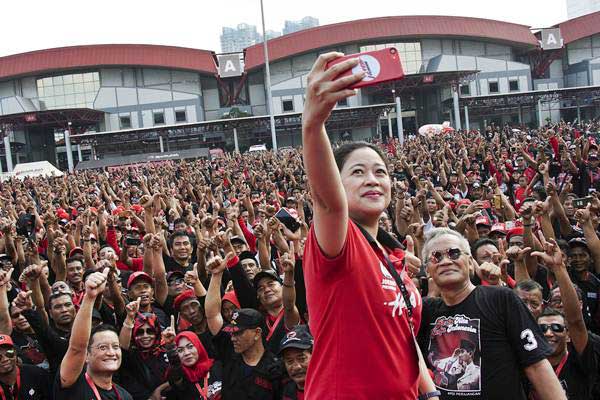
[0,335,50,400]
[532,236,598,399]
[419,228,565,400]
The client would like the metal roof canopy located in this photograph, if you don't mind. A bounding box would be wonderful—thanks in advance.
[0,108,104,131]
[70,103,395,147]
[365,70,479,96]
[455,85,600,116]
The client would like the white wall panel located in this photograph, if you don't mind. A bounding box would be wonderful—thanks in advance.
[138,88,172,104]
[94,88,118,108]
[116,88,138,106]
[186,105,197,122]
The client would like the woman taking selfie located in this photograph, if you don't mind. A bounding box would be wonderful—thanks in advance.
[302,52,439,400]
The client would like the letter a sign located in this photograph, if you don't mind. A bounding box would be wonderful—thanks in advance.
[540,28,563,50]
[218,54,244,78]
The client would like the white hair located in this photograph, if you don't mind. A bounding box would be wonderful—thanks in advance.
[422,228,471,262]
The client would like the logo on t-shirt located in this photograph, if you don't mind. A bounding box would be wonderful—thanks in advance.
[429,315,482,394]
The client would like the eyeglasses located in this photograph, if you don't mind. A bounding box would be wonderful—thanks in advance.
[538,323,566,333]
[429,248,464,264]
[0,349,15,359]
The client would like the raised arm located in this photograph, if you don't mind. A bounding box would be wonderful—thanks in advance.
[0,268,13,335]
[302,53,363,257]
[280,246,300,329]
[119,297,140,350]
[205,255,227,336]
[60,266,109,388]
[574,207,600,275]
[524,359,567,400]
[533,236,588,354]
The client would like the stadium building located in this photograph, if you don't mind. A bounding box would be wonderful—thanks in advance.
[0,13,600,171]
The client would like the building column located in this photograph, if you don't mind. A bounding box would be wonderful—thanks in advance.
[464,106,470,131]
[4,135,13,172]
[233,127,239,152]
[387,112,393,138]
[64,129,74,173]
[576,98,582,122]
[518,104,523,125]
[159,136,165,153]
[538,99,544,128]
[77,145,83,162]
[452,86,462,130]
[395,96,404,145]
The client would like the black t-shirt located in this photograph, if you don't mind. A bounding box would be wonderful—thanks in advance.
[162,254,195,273]
[0,365,50,400]
[211,331,283,399]
[53,369,133,400]
[119,349,169,400]
[10,330,47,369]
[23,309,70,374]
[418,286,552,400]
[556,341,598,399]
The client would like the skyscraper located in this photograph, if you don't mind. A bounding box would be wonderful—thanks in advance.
[283,16,319,35]
[220,23,262,53]
[566,0,600,18]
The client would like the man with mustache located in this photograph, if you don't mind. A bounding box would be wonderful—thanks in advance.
[278,325,313,400]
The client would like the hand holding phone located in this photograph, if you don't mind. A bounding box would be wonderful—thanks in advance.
[326,48,405,89]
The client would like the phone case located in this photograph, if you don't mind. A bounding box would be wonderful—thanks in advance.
[326,48,405,89]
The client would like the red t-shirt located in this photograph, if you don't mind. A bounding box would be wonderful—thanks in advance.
[303,221,421,399]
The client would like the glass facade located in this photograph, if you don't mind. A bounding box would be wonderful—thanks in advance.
[359,42,422,74]
[36,72,100,109]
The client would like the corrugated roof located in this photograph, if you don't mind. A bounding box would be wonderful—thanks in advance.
[556,11,600,45]
[0,44,217,80]
[244,15,538,70]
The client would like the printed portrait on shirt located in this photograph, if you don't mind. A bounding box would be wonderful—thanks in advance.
[428,314,482,394]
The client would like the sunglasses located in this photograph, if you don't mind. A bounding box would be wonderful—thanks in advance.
[538,323,565,333]
[0,349,16,359]
[135,328,154,336]
[429,248,464,264]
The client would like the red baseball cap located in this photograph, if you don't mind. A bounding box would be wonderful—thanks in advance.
[173,289,197,311]
[506,227,525,242]
[68,247,84,258]
[127,271,154,289]
[475,216,491,226]
[130,205,143,215]
[490,223,506,234]
[457,199,472,207]
[112,206,125,216]
[0,335,14,347]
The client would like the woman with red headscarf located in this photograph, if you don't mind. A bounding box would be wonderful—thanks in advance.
[166,331,219,400]
[118,298,171,400]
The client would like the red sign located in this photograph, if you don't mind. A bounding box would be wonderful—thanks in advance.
[24,114,37,122]
[423,75,434,84]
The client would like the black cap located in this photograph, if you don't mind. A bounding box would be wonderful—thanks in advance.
[223,308,264,333]
[230,236,246,245]
[166,270,185,283]
[278,325,313,354]
[253,270,282,289]
[568,237,589,249]
[239,251,257,263]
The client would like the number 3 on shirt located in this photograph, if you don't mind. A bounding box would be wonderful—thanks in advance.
[520,329,538,351]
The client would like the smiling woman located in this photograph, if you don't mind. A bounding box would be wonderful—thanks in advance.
[301,52,438,400]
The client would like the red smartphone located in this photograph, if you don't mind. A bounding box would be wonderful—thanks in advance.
[326,47,405,89]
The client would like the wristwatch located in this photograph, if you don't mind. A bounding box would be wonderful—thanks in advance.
[418,391,441,400]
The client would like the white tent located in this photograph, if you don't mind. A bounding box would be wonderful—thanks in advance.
[10,161,64,180]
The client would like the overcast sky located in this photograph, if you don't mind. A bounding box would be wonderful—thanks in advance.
[0,0,568,57]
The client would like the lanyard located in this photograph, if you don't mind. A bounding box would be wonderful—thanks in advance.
[194,375,209,400]
[554,351,569,377]
[85,373,121,400]
[265,309,284,341]
[0,367,20,400]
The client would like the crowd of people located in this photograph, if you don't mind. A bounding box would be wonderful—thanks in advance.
[0,54,598,399]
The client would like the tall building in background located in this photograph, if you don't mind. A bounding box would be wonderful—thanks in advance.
[566,0,600,18]
[283,16,319,35]
[265,30,282,40]
[220,23,262,53]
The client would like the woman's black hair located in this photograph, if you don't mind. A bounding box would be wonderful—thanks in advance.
[333,141,388,171]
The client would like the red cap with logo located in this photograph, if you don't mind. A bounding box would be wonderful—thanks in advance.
[0,335,14,347]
